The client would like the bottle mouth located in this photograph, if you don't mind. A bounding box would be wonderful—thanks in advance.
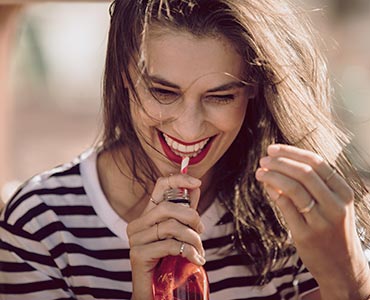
[164,188,190,206]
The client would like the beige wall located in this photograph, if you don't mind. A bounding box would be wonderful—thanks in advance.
[0,6,23,201]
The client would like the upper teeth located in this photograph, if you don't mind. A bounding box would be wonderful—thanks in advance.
[163,133,209,157]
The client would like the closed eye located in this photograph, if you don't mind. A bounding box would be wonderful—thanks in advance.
[205,94,236,104]
[148,88,180,104]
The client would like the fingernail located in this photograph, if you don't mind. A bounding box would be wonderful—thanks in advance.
[255,168,266,180]
[188,177,201,185]
[268,144,280,154]
[260,156,271,166]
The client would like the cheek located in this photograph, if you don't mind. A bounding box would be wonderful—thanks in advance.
[221,101,248,133]
[130,101,158,131]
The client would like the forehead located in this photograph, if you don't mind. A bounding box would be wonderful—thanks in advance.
[143,28,245,88]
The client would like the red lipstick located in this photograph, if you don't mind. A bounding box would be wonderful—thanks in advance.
[157,131,215,165]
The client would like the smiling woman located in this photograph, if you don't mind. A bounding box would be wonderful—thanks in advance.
[1,1,370,300]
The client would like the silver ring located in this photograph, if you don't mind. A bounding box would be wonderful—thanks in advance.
[324,168,337,184]
[179,242,185,255]
[298,199,316,214]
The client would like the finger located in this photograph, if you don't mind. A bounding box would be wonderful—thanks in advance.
[143,174,202,214]
[264,184,307,231]
[130,239,206,267]
[259,156,339,211]
[127,201,204,237]
[267,144,354,202]
[256,167,321,219]
[189,187,201,210]
[129,218,205,257]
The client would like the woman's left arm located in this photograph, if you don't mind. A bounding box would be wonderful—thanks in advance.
[256,144,370,300]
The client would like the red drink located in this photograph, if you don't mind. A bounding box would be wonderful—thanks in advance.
[153,255,209,300]
[152,186,209,300]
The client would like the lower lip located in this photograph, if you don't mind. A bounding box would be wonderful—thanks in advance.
[158,132,214,165]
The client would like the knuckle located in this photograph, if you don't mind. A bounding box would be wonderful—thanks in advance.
[162,219,178,238]
[157,176,167,187]
[298,165,314,181]
[312,154,325,168]
[129,247,142,263]
[332,204,347,220]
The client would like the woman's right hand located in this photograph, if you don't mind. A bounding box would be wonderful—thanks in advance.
[126,174,205,300]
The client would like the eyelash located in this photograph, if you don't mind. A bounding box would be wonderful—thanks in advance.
[206,94,236,104]
[149,87,236,104]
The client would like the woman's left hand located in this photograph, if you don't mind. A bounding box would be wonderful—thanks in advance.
[255,144,370,300]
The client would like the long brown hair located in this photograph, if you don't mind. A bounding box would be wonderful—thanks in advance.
[102,0,370,281]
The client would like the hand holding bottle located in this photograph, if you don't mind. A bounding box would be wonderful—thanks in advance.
[126,164,206,300]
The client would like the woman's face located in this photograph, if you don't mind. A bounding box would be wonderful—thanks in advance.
[130,29,252,178]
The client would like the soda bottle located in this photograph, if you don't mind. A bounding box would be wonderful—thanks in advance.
[152,187,209,300]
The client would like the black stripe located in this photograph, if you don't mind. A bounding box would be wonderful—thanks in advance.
[210,276,261,292]
[50,164,81,177]
[210,275,296,298]
[203,234,234,250]
[14,202,50,228]
[0,262,34,272]
[14,203,96,229]
[204,254,295,278]
[50,243,130,260]
[53,205,96,215]
[298,277,318,293]
[0,279,69,294]
[1,221,34,240]
[0,240,57,267]
[72,286,131,299]
[33,221,115,241]
[215,211,233,225]
[205,254,246,271]
[5,187,86,222]
[61,265,132,281]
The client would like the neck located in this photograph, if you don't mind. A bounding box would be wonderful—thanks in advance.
[97,147,152,223]
[97,147,216,222]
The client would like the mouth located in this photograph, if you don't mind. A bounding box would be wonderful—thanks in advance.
[157,130,216,165]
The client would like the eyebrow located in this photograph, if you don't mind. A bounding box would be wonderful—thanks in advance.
[148,75,245,93]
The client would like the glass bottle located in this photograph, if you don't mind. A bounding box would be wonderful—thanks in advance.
[152,188,209,300]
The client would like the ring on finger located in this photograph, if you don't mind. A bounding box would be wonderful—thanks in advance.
[324,168,337,184]
[155,223,161,241]
[298,198,316,214]
[179,242,185,256]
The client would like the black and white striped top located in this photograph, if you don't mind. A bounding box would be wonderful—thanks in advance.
[0,149,318,299]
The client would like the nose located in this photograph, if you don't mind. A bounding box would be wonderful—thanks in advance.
[173,96,206,141]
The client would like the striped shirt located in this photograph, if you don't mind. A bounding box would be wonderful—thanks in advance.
[0,148,318,299]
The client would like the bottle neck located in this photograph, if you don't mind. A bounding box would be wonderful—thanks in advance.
[164,188,190,206]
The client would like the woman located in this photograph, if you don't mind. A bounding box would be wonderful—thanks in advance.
[1,0,370,299]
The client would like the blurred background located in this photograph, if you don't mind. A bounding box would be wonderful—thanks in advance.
[0,0,370,201]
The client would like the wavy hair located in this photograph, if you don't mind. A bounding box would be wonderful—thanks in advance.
[102,0,370,281]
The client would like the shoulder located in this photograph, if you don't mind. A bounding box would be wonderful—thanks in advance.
[0,149,96,231]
